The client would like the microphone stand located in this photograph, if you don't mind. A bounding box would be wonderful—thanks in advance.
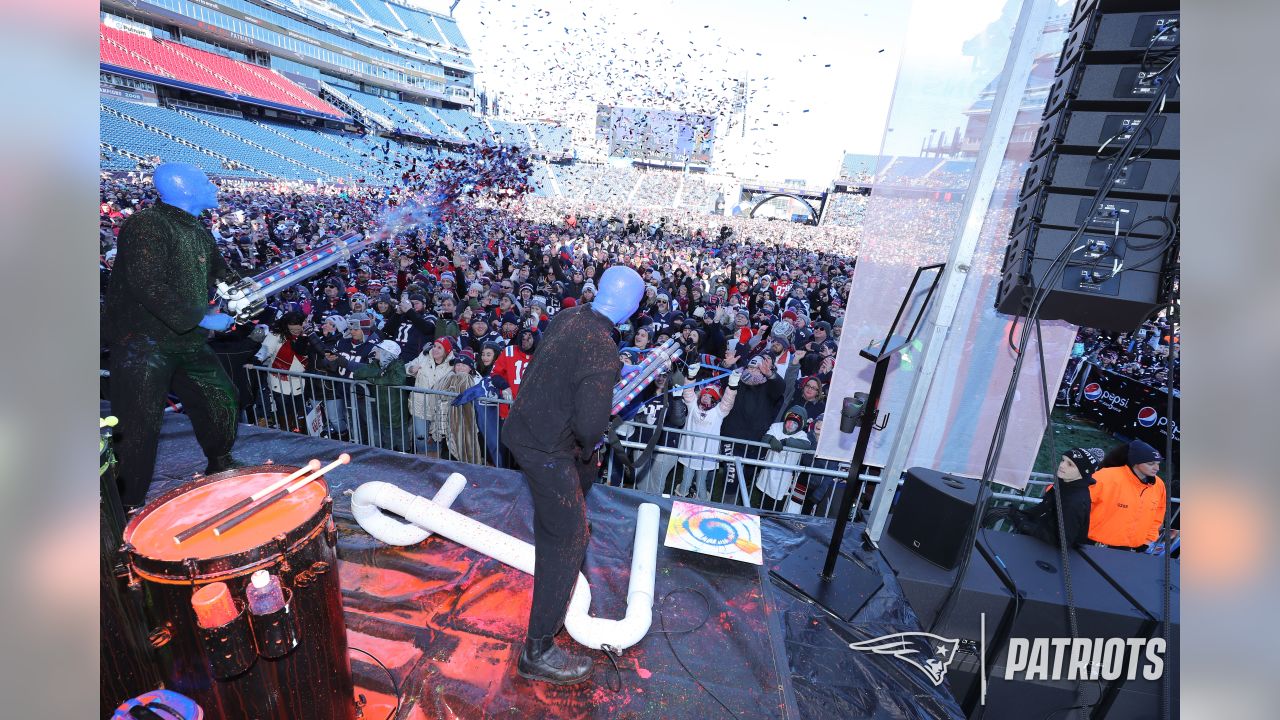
[772,263,944,621]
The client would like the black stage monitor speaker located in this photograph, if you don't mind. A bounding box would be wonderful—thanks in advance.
[1080,547,1180,720]
[879,530,1017,713]
[957,531,1154,720]
[886,468,979,570]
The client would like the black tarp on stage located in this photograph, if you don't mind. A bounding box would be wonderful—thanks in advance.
[142,414,962,719]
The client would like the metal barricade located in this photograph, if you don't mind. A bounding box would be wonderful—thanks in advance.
[604,420,881,519]
[236,365,509,468]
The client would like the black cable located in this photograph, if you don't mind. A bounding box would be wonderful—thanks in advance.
[654,587,741,720]
[349,646,400,720]
[1035,317,1085,720]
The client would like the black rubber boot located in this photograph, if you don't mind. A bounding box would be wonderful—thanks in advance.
[517,635,594,685]
[203,454,241,476]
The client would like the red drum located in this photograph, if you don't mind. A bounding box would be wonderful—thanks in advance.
[121,465,355,720]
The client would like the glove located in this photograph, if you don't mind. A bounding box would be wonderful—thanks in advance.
[686,363,701,381]
[728,369,741,388]
[768,436,783,452]
[199,313,235,332]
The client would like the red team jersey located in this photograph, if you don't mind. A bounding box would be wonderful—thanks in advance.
[491,345,532,419]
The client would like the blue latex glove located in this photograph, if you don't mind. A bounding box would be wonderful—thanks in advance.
[452,384,486,407]
[198,313,235,332]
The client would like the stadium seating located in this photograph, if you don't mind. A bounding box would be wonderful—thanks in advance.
[823,193,869,227]
[879,157,943,185]
[99,103,263,178]
[389,2,446,44]
[487,119,530,148]
[351,0,405,32]
[434,14,469,50]
[529,164,556,197]
[100,24,345,119]
[433,108,492,144]
[679,174,719,211]
[529,124,573,159]
[838,153,881,180]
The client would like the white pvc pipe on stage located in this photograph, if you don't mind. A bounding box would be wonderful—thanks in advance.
[351,473,467,546]
[350,480,660,651]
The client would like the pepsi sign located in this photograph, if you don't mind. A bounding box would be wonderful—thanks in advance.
[1082,382,1103,401]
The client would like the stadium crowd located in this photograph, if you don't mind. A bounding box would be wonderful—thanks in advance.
[99,152,861,514]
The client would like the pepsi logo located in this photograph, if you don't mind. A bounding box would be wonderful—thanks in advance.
[1136,406,1158,427]
[1082,383,1103,401]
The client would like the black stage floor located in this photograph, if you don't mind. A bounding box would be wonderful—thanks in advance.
[145,415,962,719]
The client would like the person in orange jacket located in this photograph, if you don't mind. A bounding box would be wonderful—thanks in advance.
[1087,440,1168,550]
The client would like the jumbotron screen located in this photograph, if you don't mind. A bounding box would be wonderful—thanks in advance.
[595,104,716,164]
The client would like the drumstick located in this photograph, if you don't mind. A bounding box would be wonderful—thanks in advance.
[174,460,322,544]
[213,454,350,537]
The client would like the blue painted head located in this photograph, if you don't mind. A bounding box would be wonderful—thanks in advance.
[153,162,219,216]
[592,266,645,325]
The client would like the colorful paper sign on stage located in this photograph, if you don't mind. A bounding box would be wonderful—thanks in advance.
[664,501,763,565]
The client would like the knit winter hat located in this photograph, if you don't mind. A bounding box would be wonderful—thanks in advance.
[699,385,722,402]
[784,405,808,427]
[1064,447,1105,479]
[434,337,454,355]
[451,349,476,369]
[1127,440,1163,466]
[771,320,796,343]
[323,314,348,333]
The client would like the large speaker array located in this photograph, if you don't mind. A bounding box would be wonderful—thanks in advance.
[996,0,1179,332]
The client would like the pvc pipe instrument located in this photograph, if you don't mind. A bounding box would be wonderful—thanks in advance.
[216,232,370,321]
[611,338,683,415]
[174,459,323,545]
[211,454,350,537]
[351,479,660,651]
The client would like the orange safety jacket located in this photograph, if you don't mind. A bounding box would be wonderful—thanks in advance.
[1087,465,1167,548]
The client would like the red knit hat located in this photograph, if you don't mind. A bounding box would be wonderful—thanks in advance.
[699,385,721,402]
[434,337,454,355]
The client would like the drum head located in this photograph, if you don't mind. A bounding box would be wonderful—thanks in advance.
[123,465,330,581]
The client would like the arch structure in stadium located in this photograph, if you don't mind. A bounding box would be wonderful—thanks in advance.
[747,192,821,223]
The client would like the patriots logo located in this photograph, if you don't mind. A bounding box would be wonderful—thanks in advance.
[848,632,961,686]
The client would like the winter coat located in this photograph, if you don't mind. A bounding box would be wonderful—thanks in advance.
[757,422,815,501]
[677,385,737,471]
[255,332,307,396]
[405,350,454,428]
[349,358,408,445]
[721,372,784,440]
